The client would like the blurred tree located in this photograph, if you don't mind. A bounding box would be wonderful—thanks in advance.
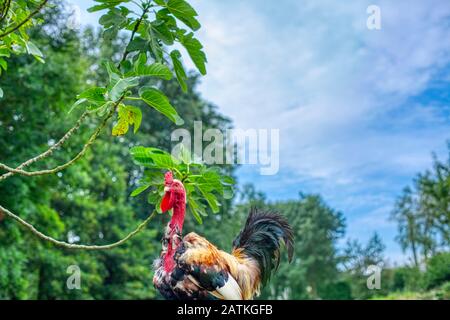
[341,233,386,299]
[391,144,450,265]
[391,187,421,267]
[0,1,234,299]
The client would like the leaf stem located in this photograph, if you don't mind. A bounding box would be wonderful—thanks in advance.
[124,96,142,101]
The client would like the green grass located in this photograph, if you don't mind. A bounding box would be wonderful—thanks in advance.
[371,282,450,300]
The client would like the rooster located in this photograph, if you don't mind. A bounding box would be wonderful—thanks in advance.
[153,171,294,300]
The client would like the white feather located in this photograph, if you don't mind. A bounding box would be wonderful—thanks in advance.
[214,274,242,300]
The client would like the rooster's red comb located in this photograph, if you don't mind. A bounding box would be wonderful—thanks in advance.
[164,171,173,185]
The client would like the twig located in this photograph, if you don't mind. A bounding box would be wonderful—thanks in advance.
[0,0,48,39]
[0,104,119,178]
[0,3,150,181]
[0,204,157,250]
[0,111,89,181]
[0,0,12,27]
[119,6,149,65]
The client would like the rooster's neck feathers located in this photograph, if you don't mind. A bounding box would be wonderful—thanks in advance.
[169,193,186,232]
[163,191,186,273]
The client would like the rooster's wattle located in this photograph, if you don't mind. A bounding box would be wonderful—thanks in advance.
[153,171,294,300]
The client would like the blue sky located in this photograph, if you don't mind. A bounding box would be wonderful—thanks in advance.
[74,0,450,264]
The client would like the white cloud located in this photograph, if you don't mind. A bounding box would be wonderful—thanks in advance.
[192,0,450,180]
[75,0,450,262]
[191,0,450,262]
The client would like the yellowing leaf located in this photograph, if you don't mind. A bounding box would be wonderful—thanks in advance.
[112,105,142,136]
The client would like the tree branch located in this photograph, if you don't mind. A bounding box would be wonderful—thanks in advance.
[119,5,150,65]
[0,204,157,250]
[0,0,12,27]
[0,4,150,181]
[0,111,89,181]
[0,0,48,39]
[0,104,118,179]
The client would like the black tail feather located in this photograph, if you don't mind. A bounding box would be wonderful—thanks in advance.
[232,208,294,285]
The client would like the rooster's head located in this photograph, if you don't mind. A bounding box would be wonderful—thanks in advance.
[160,171,185,213]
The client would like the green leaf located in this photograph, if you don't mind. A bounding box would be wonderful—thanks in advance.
[0,58,7,71]
[188,205,203,224]
[153,0,167,5]
[0,48,11,58]
[188,195,208,222]
[221,175,236,185]
[139,87,184,125]
[198,188,220,213]
[120,60,133,75]
[99,8,127,28]
[126,36,148,53]
[178,144,191,165]
[170,50,188,92]
[165,0,201,31]
[92,101,114,115]
[179,32,207,75]
[88,4,110,12]
[108,77,139,101]
[130,146,177,169]
[130,184,151,197]
[223,186,234,200]
[0,87,3,98]
[147,24,163,62]
[77,87,106,105]
[68,98,88,113]
[143,170,165,185]
[151,20,174,45]
[88,1,130,12]
[103,60,121,83]
[26,41,44,62]
[147,190,161,204]
[134,54,172,80]
[156,8,177,28]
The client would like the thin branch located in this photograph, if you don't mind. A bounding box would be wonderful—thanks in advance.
[0,104,119,179]
[0,204,157,250]
[0,4,150,181]
[119,6,150,65]
[0,0,12,26]
[0,0,48,39]
[0,111,89,181]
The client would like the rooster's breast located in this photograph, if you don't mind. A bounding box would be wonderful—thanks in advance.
[153,245,214,300]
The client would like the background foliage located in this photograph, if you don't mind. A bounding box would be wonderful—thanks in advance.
[0,1,448,300]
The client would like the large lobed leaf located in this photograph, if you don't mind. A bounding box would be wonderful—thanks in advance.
[139,87,184,125]
[130,145,236,223]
